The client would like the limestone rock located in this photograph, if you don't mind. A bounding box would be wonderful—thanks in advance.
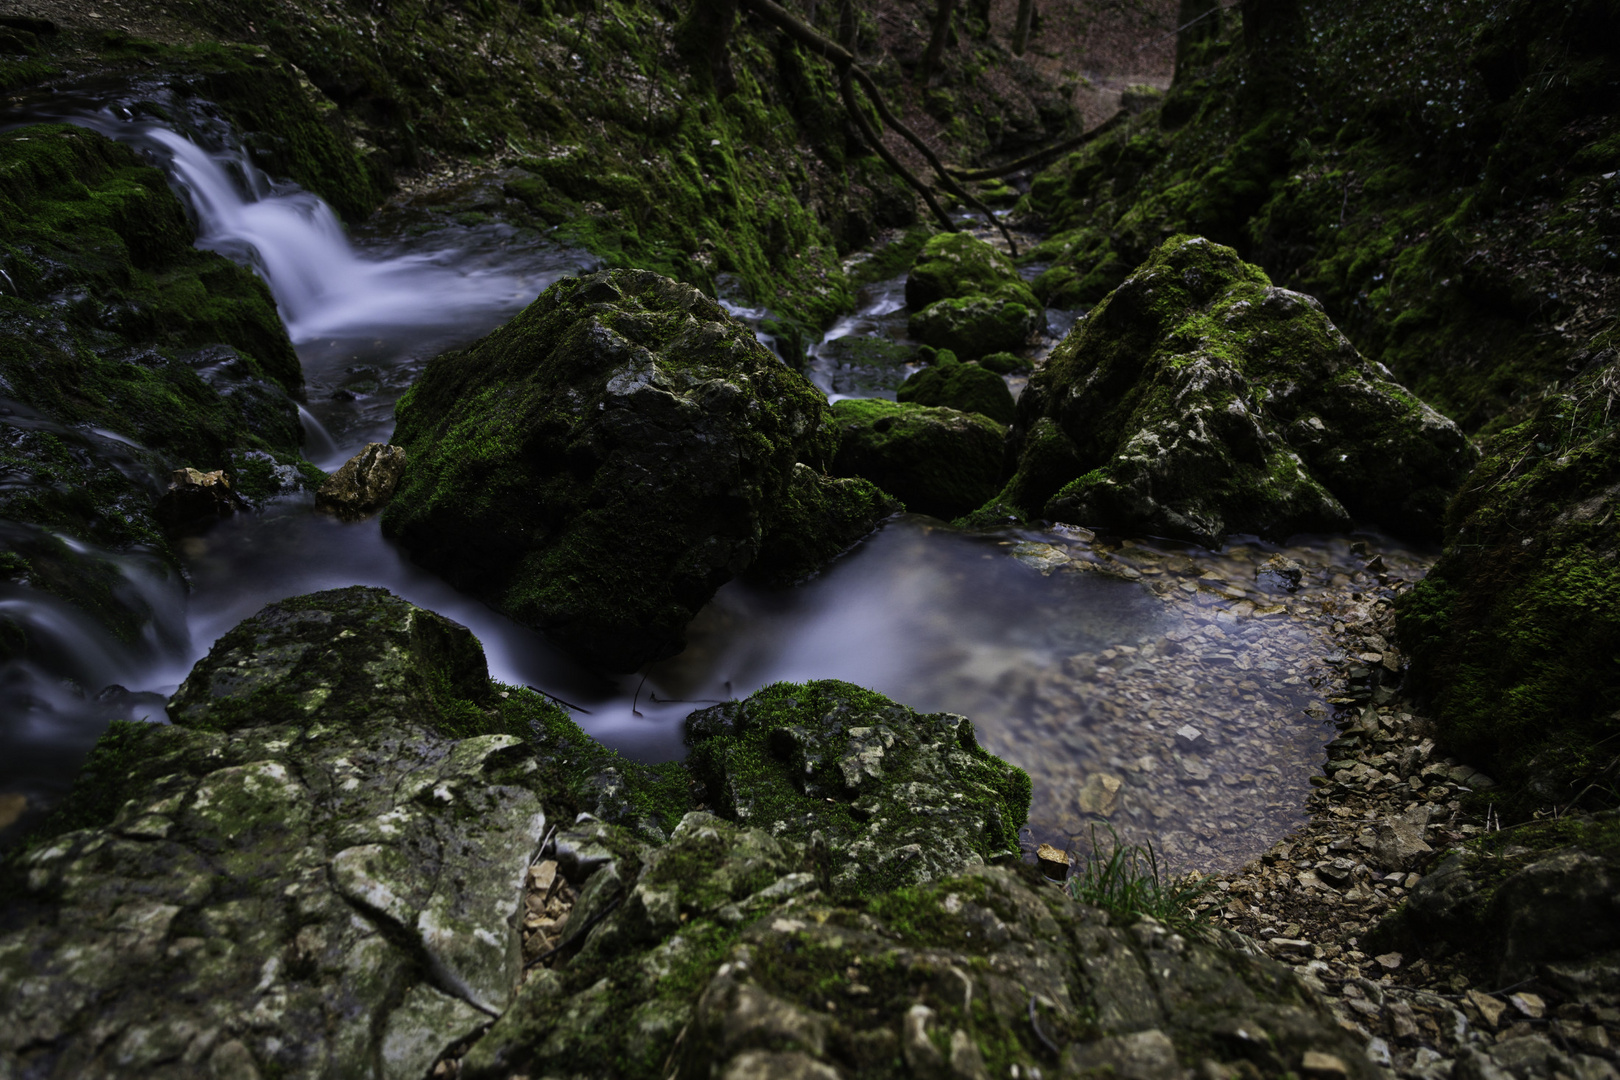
[829,397,1007,520]
[315,441,407,518]
[1078,772,1124,817]
[460,812,813,1080]
[0,587,552,1080]
[683,680,1031,897]
[383,268,887,672]
[896,351,1018,425]
[990,235,1476,546]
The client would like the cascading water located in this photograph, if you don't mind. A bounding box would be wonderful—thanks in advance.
[0,94,1418,872]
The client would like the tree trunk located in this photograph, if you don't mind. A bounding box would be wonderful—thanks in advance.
[1239,0,1304,112]
[1173,0,1220,85]
[1010,0,1034,55]
[920,0,957,83]
[677,0,740,96]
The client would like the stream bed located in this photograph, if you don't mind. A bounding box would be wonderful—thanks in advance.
[0,96,1434,871]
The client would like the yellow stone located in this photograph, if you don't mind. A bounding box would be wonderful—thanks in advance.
[1077,773,1123,817]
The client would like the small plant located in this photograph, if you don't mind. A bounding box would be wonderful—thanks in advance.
[1063,824,1214,938]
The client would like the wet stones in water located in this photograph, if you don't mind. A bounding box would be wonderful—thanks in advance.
[155,466,246,530]
[992,235,1477,546]
[897,350,1018,425]
[315,441,407,519]
[905,232,1045,358]
[382,268,889,672]
[829,398,1006,520]
[816,335,917,395]
[683,680,1031,898]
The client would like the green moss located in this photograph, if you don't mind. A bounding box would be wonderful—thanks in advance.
[1018,0,1620,434]
[684,680,1031,899]
[829,398,1006,520]
[1399,359,1620,813]
[895,352,1018,425]
[991,234,1475,545]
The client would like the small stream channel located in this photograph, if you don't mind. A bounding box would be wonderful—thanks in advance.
[0,92,1433,870]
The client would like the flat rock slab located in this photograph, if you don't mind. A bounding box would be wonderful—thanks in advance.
[0,587,547,1080]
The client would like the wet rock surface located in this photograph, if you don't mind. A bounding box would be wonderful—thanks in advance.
[830,397,1006,520]
[384,268,889,672]
[315,441,408,519]
[0,124,311,645]
[992,235,1476,546]
[0,587,551,1080]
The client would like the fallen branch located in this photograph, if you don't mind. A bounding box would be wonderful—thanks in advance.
[945,109,1126,182]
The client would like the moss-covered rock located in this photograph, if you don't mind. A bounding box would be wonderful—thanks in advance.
[0,586,691,1080]
[984,235,1475,546]
[683,680,1030,899]
[904,232,1046,358]
[1018,0,1620,436]
[830,398,1006,520]
[904,231,1027,311]
[383,269,888,672]
[895,350,1019,425]
[1368,813,1620,990]
[749,463,900,587]
[908,292,1046,359]
[461,811,816,1080]
[672,865,1378,1080]
[1397,352,1620,812]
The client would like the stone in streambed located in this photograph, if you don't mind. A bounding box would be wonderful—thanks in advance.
[983,235,1476,545]
[829,397,1006,520]
[905,232,1045,359]
[154,465,246,529]
[316,441,408,518]
[896,350,1018,425]
[382,269,889,672]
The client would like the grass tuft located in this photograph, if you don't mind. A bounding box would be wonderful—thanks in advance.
[1063,824,1214,937]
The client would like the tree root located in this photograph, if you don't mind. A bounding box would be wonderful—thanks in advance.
[738,0,1019,255]
[945,110,1126,182]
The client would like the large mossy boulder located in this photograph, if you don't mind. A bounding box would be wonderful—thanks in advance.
[1398,355,1620,810]
[905,232,1045,358]
[895,350,1018,425]
[984,235,1476,546]
[0,587,686,1080]
[684,680,1031,898]
[830,398,1006,519]
[382,269,891,672]
[468,815,1376,1080]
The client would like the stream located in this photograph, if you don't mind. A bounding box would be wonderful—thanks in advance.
[0,94,1432,870]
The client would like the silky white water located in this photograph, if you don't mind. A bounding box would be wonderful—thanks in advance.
[0,103,1389,872]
